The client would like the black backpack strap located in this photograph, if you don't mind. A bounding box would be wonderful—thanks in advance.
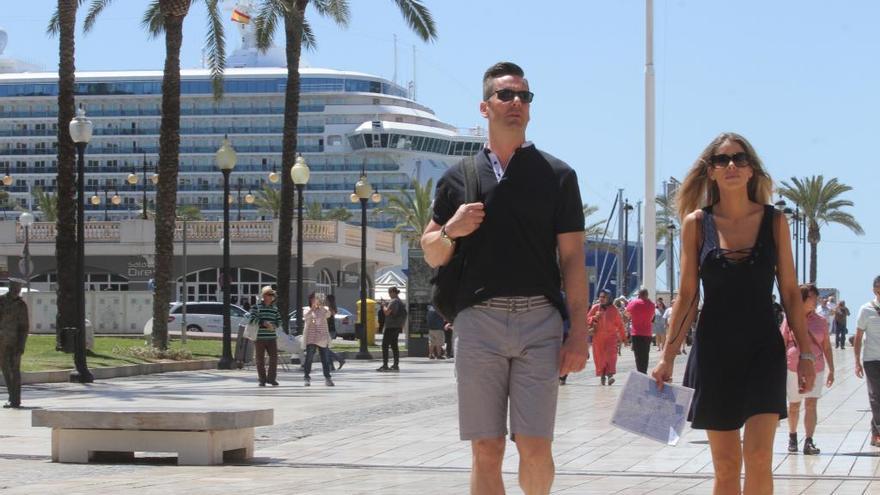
[462,155,480,204]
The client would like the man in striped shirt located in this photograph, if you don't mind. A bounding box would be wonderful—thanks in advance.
[250,286,283,386]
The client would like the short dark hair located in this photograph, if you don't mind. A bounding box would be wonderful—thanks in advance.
[874,275,880,288]
[483,62,525,101]
[638,288,649,298]
[389,286,399,294]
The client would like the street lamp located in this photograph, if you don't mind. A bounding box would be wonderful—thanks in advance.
[68,106,94,383]
[127,153,158,220]
[775,199,805,283]
[91,187,120,221]
[291,154,310,334]
[350,168,381,359]
[268,163,280,184]
[215,136,236,370]
[666,223,676,295]
[622,199,634,297]
[19,211,33,294]
[2,162,12,186]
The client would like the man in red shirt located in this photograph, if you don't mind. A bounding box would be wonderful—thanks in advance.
[626,288,656,373]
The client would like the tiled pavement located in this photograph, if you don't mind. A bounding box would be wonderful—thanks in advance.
[0,345,878,494]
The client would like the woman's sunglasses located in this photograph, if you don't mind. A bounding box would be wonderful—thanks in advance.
[709,152,750,168]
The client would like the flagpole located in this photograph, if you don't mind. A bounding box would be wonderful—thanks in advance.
[643,0,657,298]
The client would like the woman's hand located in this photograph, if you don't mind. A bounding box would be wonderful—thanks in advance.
[797,359,817,393]
[826,370,835,388]
[651,358,674,391]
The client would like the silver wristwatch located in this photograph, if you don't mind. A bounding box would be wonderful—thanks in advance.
[799,352,816,362]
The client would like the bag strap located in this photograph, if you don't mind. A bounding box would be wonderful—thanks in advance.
[462,154,480,204]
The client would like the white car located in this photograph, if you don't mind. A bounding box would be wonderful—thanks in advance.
[143,301,250,334]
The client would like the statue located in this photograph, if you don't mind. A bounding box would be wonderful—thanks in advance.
[0,279,30,408]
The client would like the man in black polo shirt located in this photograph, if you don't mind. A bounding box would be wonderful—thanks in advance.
[421,62,589,495]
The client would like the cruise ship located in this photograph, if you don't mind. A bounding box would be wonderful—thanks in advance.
[0,20,485,226]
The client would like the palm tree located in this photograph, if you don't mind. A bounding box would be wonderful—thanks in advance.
[305,200,325,220]
[582,203,605,239]
[254,0,437,330]
[32,187,59,222]
[778,175,864,283]
[75,0,227,349]
[376,178,433,247]
[325,206,352,222]
[176,204,202,221]
[46,0,80,350]
[253,183,282,219]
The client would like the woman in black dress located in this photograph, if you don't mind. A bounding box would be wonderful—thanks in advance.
[652,132,816,494]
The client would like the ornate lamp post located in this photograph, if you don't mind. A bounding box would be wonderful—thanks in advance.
[350,168,381,359]
[91,187,120,221]
[215,136,236,370]
[291,155,311,334]
[68,107,94,383]
[622,199,634,297]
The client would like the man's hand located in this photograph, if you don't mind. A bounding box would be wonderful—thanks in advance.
[444,202,485,239]
[856,362,864,379]
[559,328,589,377]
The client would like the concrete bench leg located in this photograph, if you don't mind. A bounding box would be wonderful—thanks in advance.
[51,428,256,465]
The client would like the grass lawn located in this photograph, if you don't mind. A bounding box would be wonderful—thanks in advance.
[21,336,222,372]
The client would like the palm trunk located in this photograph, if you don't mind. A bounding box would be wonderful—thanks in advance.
[152,7,186,349]
[55,0,78,348]
[275,0,307,332]
[809,241,817,284]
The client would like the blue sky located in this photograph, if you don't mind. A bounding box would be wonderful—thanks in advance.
[4,1,878,306]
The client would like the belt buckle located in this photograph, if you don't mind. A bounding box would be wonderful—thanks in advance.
[508,299,517,313]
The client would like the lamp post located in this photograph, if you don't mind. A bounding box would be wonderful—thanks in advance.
[2,164,12,220]
[775,199,802,283]
[215,136,236,370]
[92,187,120,221]
[127,153,158,220]
[19,211,34,293]
[68,107,94,383]
[666,223,676,295]
[350,168,381,359]
[291,155,311,334]
[622,199,634,297]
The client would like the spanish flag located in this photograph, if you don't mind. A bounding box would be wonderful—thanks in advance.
[231,9,251,24]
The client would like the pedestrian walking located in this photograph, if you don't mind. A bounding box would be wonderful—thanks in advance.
[588,290,628,385]
[427,304,446,359]
[0,280,29,408]
[651,132,816,494]
[833,300,850,349]
[249,286,283,387]
[443,321,454,359]
[626,288,656,374]
[782,284,834,455]
[302,293,334,387]
[653,298,667,350]
[377,287,406,372]
[421,61,589,495]
[854,275,880,446]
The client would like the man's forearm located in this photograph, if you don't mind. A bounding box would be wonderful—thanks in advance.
[421,229,455,268]
[560,256,588,332]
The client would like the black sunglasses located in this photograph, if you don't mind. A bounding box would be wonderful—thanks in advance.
[490,89,534,103]
[709,152,750,168]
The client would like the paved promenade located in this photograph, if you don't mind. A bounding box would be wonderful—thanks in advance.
[0,345,878,494]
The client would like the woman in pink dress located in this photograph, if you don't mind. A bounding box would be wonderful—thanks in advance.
[587,290,628,385]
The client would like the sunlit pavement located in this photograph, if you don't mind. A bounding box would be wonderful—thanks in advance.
[0,345,877,494]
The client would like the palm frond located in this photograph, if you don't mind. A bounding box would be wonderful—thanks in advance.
[254,0,283,51]
[32,186,58,222]
[254,184,282,218]
[83,0,115,32]
[142,0,164,38]
[47,0,86,36]
[305,200,325,220]
[301,17,317,50]
[312,0,350,27]
[375,179,433,245]
[391,0,437,42]
[203,0,226,99]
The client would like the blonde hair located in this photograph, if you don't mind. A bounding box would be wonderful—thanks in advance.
[675,132,773,220]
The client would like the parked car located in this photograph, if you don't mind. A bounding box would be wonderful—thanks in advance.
[288,306,356,340]
[143,301,250,334]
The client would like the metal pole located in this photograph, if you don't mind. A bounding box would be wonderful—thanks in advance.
[616,190,624,297]
[73,143,93,383]
[623,203,629,297]
[642,0,657,299]
[356,197,372,359]
[142,153,148,220]
[802,214,807,283]
[103,188,109,221]
[793,206,799,283]
[218,169,233,369]
[181,218,188,344]
[295,183,305,334]
[636,200,642,288]
[237,185,242,221]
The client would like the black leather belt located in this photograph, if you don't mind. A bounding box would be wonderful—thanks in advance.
[474,296,552,313]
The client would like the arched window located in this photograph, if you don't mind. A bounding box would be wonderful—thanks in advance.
[176,267,276,307]
[315,268,334,295]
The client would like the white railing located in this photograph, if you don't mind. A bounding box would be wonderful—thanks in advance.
[18,221,120,242]
[375,231,396,252]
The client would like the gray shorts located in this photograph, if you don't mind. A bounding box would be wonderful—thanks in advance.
[454,304,563,441]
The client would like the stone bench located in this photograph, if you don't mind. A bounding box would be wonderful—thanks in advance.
[32,407,273,465]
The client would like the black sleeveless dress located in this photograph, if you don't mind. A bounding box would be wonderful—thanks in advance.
[683,204,787,430]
